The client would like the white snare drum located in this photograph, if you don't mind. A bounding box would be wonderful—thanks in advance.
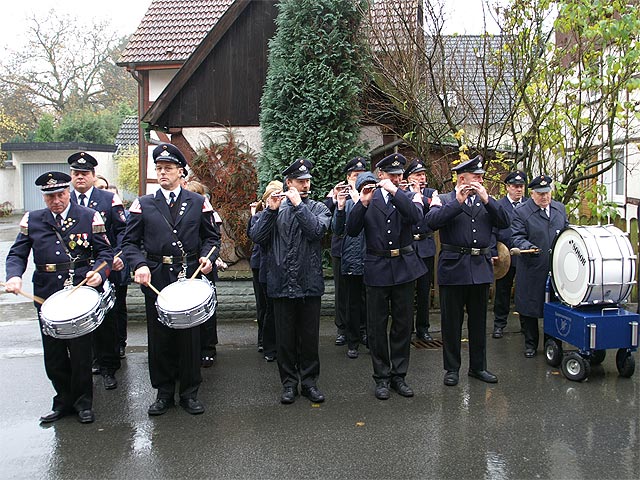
[551,225,636,306]
[40,285,107,339]
[155,278,217,329]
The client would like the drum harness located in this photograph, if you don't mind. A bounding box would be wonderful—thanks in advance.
[149,205,196,280]
[51,228,93,288]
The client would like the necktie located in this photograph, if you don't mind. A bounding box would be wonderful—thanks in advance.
[79,193,86,207]
[55,214,63,228]
[169,192,176,209]
[512,201,519,209]
[466,196,474,207]
[542,208,549,218]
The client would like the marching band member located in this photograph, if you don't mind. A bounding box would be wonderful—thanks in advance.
[511,175,568,358]
[403,158,437,343]
[5,172,113,423]
[122,143,220,416]
[346,153,426,400]
[425,156,510,387]
[249,158,331,405]
[68,152,127,390]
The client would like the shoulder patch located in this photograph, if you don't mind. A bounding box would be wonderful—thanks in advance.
[92,211,106,233]
[202,197,214,213]
[19,212,29,235]
[213,211,222,224]
[111,193,124,207]
[129,198,142,214]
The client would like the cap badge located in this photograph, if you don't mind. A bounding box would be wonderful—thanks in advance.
[356,162,363,168]
[540,180,548,186]
[78,158,86,164]
[160,151,170,156]
[47,178,57,186]
[477,161,483,168]
[392,160,400,167]
[515,175,522,180]
[299,165,307,171]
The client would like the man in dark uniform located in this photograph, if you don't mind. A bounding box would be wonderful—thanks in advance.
[426,156,510,386]
[346,153,426,400]
[492,171,527,339]
[5,172,113,424]
[403,158,437,342]
[327,157,369,347]
[68,152,127,390]
[249,158,331,405]
[122,143,220,416]
[512,174,568,357]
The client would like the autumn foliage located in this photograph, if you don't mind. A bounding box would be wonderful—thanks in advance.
[190,129,258,263]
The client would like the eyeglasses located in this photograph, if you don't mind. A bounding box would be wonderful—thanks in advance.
[155,166,178,173]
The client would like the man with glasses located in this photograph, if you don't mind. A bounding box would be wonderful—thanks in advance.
[122,143,220,416]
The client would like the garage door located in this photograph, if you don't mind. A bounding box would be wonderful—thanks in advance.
[22,163,70,212]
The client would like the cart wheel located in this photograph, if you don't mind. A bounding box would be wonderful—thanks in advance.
[561,352,591,381]
[590,350,606,366]
[544,338,563,367]
[616,349,635,378]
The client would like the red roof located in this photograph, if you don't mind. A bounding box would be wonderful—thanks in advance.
[118,0,236,65]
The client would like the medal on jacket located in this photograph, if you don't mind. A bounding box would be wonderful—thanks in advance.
[68,234,77,250]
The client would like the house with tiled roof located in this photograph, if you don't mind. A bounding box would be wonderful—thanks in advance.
[117,0,279,194]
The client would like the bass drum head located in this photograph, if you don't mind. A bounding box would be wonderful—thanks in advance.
[551,227,589,306]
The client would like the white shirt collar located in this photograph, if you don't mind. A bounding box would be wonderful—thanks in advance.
[52,203,72,221]
[160,186,181,202]
[75,186,94,203]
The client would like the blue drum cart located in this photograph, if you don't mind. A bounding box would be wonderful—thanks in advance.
[543,225,638,381]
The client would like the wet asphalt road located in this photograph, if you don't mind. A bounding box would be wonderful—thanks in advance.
[1,216,640,479]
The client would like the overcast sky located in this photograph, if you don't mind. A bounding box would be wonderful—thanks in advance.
[1,0,151,51]
[0,0,502,52]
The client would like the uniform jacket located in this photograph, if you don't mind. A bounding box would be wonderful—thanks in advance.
[323,197,343,257]
[492,195,525,269]
[333,199,365,276]
[249,197,330,298]
[71,187,128,285]
[121,189,221,295]
[512,198,568,317]
[346,188,426,287]
[412,187,437,258]
[6,203,113,300]
[426,190,510,285]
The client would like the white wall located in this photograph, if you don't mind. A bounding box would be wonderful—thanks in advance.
[0,167,18,210]
[149,69,179,102]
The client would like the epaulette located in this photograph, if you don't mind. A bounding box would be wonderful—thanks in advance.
[19,212,30,235]
[202,197,214,213]
[92,211,106,233]
[129,198,142,214]
[112,193,124,207]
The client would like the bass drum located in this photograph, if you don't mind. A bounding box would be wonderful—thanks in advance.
[551,225,636,306]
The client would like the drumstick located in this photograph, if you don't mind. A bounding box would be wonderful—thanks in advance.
[67,251,121,297]
[510,247,541,256]
[0,281,45,305]
[146,281,165,299]
[190,245,218,280]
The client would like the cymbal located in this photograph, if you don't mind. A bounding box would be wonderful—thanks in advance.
[493,241,511,280]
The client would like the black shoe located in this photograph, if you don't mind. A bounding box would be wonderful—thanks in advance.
[119,345,126,358]
[335,334,346,346]
[360,334,368,348]
[201,356,215,368]
[264,353,276,362]
[258,343,264,353]
[91,363,100,375]
[524,348,536,358]
[180,398,205,415]
[416,332,433,342]
[39,410,66,423]
[347,348,359,359]
[77,409,95,424]
[444,371,459,386]
[148,398,174,416]
[391,379,414,397]
[102,374,117,390]
[301,386,325,403]
[375,382,390,400]
[280,386,298,404]
[492,327,504,339]
[468,369,498,383]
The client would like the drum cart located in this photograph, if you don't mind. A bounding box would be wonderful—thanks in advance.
[543,302,638,381]
[543,224,638,382]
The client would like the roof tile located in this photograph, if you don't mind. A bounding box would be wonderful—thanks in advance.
[118,0,236,65]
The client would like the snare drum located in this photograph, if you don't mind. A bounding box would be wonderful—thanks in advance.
[551,225,637,306]
[40,285,106,339]
[155,277,217,329]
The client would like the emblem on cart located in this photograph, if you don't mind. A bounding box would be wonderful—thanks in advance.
[555,314,571,337]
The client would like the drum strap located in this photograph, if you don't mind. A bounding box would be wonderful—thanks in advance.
[52,228,88,287]
[152,203,190,278]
